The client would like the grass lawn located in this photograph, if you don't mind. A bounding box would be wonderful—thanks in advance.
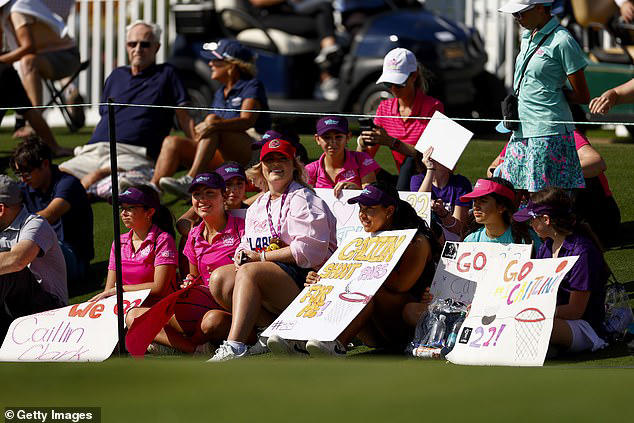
[0,127,632,421]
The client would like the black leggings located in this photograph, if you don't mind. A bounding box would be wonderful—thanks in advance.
[256,2,335,41]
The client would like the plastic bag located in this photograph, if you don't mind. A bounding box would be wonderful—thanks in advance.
[603,279,634,337]
[407,298,467,358]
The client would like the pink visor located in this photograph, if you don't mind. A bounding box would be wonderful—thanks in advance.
[459,179,515,203]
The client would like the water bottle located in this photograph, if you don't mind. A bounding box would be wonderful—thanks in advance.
[446,312,466,350]
[427,314,447,347]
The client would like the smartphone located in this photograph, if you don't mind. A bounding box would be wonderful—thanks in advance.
[358,118,376,145]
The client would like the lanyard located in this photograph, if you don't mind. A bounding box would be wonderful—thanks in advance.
[266,186,290,240]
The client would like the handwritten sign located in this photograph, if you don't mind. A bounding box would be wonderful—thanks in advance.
[0,290,150,362]
[415,111,473,170]
[431,242,532,304]
[447,256,578,366]
[262,229,416,341]
[315,188,430,243]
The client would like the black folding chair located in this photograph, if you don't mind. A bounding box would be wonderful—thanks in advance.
[43,60,90,132]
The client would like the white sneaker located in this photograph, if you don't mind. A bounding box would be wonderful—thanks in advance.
[207,340,246,362]
[119,176,161,196]
[305,339,347,357]
[267,334,309,356]
[314,44,341,65]
[245,335,269,356]
[159,174,193,197]
[146,342,181,356]
[314,78,339,101]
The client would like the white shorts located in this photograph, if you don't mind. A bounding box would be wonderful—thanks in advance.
[566,319,607,353]
[59,142,154,180]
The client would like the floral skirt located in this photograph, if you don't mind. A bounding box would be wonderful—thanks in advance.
[498,132,585,192]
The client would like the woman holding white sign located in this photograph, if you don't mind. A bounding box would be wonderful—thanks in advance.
[285,182,440,357]
[514,187,608,353]
[207,138,337,362]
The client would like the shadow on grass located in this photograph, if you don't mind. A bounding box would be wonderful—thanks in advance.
[548,342,633,367]
[609,221,634,251]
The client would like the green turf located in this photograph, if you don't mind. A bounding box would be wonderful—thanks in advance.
[0,127,632,421]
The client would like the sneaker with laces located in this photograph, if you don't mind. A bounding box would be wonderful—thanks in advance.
[267,334,309,357]
[245,335,269,356]
[314,77,339,101]
[119,176,161,196]
[146,342,181,356]
[207,340,246,362]
[159,174,193,197]
[305,339,347,357]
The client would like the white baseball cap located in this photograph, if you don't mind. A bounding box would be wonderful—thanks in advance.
[498,0,553,14]
[376,48,418,85]
[0,0,12,8]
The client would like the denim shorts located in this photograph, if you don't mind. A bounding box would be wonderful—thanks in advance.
[274,262,311,289]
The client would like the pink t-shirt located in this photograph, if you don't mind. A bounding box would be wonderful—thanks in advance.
[238,181,337,269]
[499,131,613,196]
[183,214,245,286]
[305,150,380,189]
[373,90,444,170]
[108,225,177,286]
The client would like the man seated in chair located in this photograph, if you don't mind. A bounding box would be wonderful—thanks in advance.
[0,0,80,108]
[0,175,67,340]
[58,20,195,192]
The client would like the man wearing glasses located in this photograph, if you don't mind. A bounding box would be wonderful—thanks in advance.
[59,20,195,194]
[0,175,67,340]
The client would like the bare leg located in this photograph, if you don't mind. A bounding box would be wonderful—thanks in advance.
[150,135,198,185]
[78,167,111,190]
[188,131,252,177]
[550,318,573,349]
[20,54,54,107]
[208,264,238,311]
[195,309,233,345]
[227,262,300,343]
[22,109,72,156]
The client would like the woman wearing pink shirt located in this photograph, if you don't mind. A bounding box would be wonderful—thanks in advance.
[207,138,337,361]
[306,115,379,197]
[126,173,245,354]
[91,186,177,305]
[358,48,444,191]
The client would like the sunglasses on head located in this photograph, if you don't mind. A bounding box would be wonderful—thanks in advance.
[127,41,153,49]
[512,5,535,18]
[383,81,407,90]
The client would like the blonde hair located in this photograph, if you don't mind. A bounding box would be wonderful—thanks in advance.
[226,57,257,79]
[246,157,311,192]
[413,64,430,94]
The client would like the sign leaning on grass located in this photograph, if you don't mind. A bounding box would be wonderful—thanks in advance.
[447,256,578,367]
[315,188,430,243]
[262,229,416,341]
[431,241,532,304]
[0,290,150,362]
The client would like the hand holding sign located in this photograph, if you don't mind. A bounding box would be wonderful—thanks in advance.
[415,111,473,170]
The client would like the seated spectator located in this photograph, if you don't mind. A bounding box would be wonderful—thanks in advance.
[0,62,71,157]
[358,48,443,191]
[267,182,440,357]
[462,178,541,249]
[514,187,608,354]
[305,115,379,197]
[91,186,177,306]
[0,175,66,339]
[126,174,244,354]
[155,39,270,197]
[248,0,342,100]
[11,137,93,294]
[487,130,621,246]
[58,20,194,192]
[616,0,634,22]
[0,0,79,108]
[175,162,249,277]
[207,138,337,361]
[411,146,472,240]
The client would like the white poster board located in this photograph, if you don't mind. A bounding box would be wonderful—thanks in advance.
[447,256,578,367]
[431,242,532,304]
[315,188,430,243]
[262,229,416,341]
[415,110,473,170]
[0,290,150,362]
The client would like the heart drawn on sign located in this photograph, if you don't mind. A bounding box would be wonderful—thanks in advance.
[331,200,357,227]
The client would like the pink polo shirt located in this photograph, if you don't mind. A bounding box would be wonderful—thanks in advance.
[108,225,178,286]
[373,90,444,170]
[305,150,380,189]
[183,214,245,286]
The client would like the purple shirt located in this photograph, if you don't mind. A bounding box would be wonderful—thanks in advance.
[305,150,380,189]
[409,173,473,213]
[537,233,607,331]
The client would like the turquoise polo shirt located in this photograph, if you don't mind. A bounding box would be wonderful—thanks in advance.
[513,17,587,138]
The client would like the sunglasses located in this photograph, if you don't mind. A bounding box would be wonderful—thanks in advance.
[119,205,144,213]
[14,168,34,180]
[512,5,535,18]
[126,41,153,49]
[383,81,407,89]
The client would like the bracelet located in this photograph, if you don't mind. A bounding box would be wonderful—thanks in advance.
[260,250,266,262]
[444,217,458,229]
[426,168,436,171]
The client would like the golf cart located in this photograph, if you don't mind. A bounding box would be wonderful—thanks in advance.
[168,0,506,134]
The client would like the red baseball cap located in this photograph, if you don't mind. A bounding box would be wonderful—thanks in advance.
[260,138,296,161]
[459,179,516,203]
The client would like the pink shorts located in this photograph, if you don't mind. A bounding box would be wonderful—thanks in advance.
[174,285,221,335]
